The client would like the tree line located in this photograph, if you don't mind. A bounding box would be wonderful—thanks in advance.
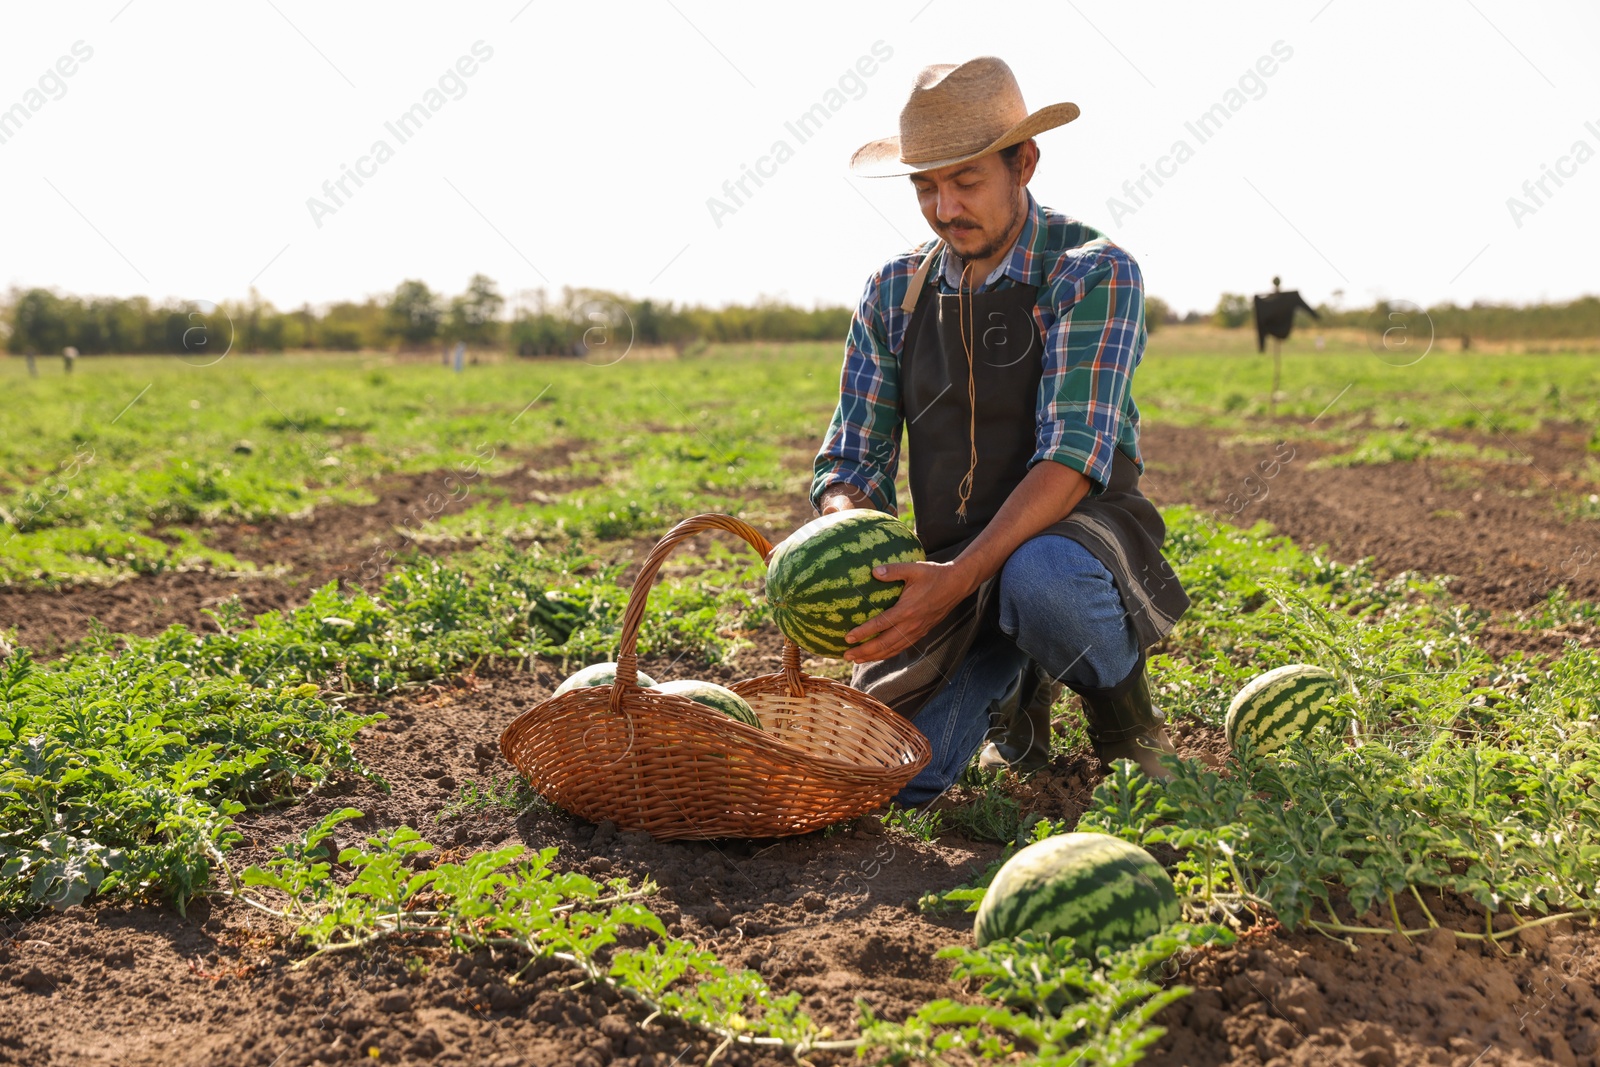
[1,276,853,358]
[4,277,1597,358]
[1206,291,1600,342]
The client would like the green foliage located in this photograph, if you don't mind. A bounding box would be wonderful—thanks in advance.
[1310,430,1523,469]
[241,812,830,1055]
[945,782,1026,844]
[3,282,857,359]
[1315,294,1600,343]
[241,812,1227,1066]
[857,923,1235,1065]
[1511,587,1600,632]
[881,804,946,842]
[1155,507,1488,738]
[0,647,377,913]
[1143,295,1173,333]
[446,274,506,345]
[142,541,757,694]
[1559,491,1600,523]
[435,775,547,822]
[1075,508,1600,941]
[0,523,763,912]
[388,280,444,345]
[1212,293,1251,329]
[0,346,834,584]
[1135,340,1600,438]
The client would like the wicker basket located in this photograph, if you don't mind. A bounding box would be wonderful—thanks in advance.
[499,513,931,840]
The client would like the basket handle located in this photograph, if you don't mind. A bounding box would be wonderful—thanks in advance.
[611,513,811,710]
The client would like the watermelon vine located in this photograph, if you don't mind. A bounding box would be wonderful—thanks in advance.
[236,809,1226,1065]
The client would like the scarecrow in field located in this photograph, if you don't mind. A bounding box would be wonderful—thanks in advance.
[1252,279,1320,353]
[810,56,1190,804]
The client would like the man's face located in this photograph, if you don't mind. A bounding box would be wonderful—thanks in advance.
[909,142,1036,264]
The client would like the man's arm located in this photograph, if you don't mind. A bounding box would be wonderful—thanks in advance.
[810,267,906,516]
[1030,242,1145,495]
[843,244,1144,662]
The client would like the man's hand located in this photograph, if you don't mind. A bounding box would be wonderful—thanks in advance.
[819,483,871,515]
[842,558,976,663]
[839,461,1093,663]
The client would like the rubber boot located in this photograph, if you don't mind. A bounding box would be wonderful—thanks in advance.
[1068,650,1176,780]
[977,662,1059,775]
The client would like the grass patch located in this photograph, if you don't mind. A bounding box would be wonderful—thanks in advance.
[880,804,945,842]
[945,783,1026,844]
[0,347,840,584]
[236,808,1231,1065]
[1309,430,1526,469]
[1,533,766,912]
[1511,587,1600,632]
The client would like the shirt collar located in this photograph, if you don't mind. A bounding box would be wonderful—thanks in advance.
[938,191,1045,290]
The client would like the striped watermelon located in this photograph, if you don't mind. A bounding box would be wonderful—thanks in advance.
[653,680,762,729]
[553,662,657,697]
[1224,664,1340,755]
[974,832,1179,954]
[765,510,925,657]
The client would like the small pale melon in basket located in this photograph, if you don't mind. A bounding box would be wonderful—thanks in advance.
[766,509,925,657]
[552,661,657,697]
[652,679,763,730]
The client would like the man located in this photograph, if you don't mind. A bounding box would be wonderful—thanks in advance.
[810,56,1191,805]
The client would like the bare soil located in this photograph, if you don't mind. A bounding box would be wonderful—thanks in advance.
[0,446,593,654]
[3,425,1598,1066]
[1138,421,1600,660]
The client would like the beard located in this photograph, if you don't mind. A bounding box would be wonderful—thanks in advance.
[937,193,1026,263]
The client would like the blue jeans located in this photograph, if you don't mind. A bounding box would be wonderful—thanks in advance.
[892,534,1141,806]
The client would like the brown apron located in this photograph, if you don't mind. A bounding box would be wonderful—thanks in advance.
[851,244,1190,719]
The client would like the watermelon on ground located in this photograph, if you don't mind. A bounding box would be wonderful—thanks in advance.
[553,662,657,697]
[765,509,925,657]
[974,832,1179,954]
[652,679,762,730]
[1224,664,1340,755]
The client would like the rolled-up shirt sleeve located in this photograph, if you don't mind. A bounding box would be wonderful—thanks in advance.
[810,269,903,514]
[1031,243,1145,495]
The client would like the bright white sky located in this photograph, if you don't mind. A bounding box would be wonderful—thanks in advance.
[3,1,1597,317]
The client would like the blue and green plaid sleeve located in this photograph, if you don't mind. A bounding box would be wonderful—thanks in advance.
[1031,241,1146,495]
[810,256,922,514]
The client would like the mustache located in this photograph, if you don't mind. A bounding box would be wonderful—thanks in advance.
[937,217,982,233]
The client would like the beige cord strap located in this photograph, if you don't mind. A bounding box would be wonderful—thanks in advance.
[900,240,944,314]
[955,261,977,522]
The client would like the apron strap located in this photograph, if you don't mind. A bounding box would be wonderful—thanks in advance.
[900,240,944,315]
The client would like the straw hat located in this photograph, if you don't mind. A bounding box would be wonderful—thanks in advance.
[850,56,1079,178]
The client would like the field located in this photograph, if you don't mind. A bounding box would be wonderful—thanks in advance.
[2,331,1599,1066]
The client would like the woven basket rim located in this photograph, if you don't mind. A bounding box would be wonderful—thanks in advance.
[497,513,931,838]
[504,675,923,775]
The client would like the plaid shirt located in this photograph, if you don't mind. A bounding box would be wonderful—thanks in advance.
[811,192,1147,514]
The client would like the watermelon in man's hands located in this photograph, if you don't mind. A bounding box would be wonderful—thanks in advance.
[765,510,924,657]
